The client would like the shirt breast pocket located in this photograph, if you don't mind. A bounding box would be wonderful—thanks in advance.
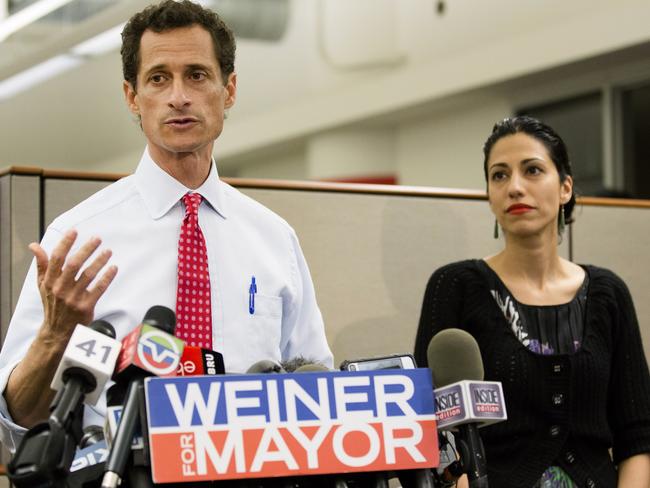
[248,294,283,358]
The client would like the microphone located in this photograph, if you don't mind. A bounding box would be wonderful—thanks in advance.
[79,425,105,449]
[427,329,484,387]
[176,345,225,376]
[294,363,330,373]
[427,329,507,488]
[8,320,120,488]
[50,320,122,407]
[246,359,286,374]
[101,306,182,488]
[113,305,180,378]
[67,426,108,488]
[103,383,144,462]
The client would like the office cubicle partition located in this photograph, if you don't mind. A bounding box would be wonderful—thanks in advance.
[1,167,648,366]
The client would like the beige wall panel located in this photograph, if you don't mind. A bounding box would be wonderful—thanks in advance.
[1,174,40,469]
[37,178,574,366]
[0,176,11,468]
[9,176,40,314]
[9,175,574,368]
[241,188,526,366]
[0,176,11,344]
[44,179,112,229]
[571,204,650,360]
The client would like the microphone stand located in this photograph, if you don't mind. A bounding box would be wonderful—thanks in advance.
[101,378,142,488]
[8,369,95,487]
[124,380,155,488]
[456,424,489,488]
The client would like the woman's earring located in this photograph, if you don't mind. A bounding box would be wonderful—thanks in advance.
[558,205,565,234]
[493,219,499,239]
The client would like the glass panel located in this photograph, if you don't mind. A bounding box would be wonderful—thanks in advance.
[621,83,650,199]
[517,93,603,196]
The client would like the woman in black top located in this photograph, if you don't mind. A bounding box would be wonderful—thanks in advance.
[414,116,650,487]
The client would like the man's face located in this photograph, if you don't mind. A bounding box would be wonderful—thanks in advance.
[123,25,236,162]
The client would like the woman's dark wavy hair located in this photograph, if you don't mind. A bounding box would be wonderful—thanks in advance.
[121,0,236,90]
[482,115,576,224]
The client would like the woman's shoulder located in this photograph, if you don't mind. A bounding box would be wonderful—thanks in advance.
[580,264,635,310]
[433,258,482,273]
[427,259,486,286]
[581,264,628,288]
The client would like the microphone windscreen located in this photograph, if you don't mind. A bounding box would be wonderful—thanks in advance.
[80,425,105,448]
[294,363,330,373]
[427,328,484,387]
[106,382,127,406]
[246,359,285,374]
[143,305,176,334]
[89,319,116,339]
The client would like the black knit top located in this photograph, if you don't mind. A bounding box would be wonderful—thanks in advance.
[414,260,650,488]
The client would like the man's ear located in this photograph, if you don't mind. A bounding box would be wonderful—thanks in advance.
[224,72,237,109]
[123,80,139,116]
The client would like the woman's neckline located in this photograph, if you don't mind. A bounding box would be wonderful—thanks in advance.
[478,258,588,308]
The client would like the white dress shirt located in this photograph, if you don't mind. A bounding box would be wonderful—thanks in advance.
[0,148,333,450]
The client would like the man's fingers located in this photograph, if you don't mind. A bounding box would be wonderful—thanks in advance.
[59,236,102,285]
[75,249,112,289]
[28,243,48,283]
[87,265,118,303]
[43,230,78,287]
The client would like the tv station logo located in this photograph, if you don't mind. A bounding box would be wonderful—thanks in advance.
[469,382,505,417]
[145,369,438,483]
[434,383,465,423]
[434,380,507,430]
[137,326,183,376]
[117,323,184,377]
[70,440,108,473]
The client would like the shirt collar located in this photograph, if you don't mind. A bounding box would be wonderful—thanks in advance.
[134,147,227,220]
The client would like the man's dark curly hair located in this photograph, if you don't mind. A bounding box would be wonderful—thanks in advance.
[121,0,236,90]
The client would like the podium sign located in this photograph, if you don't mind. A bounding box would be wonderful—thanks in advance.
[145,369,438,483]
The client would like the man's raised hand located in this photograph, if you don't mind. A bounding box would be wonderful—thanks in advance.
[29,229,118,341]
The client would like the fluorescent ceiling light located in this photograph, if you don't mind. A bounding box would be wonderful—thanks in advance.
[72,23,125,57]
[0,0,77,43]
[0,54,81,100]
[0,21,124,102]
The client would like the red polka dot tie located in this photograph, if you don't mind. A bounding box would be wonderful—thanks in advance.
[175,193,212,348]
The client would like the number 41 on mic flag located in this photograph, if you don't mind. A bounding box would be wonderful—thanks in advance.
[145,369,439,483]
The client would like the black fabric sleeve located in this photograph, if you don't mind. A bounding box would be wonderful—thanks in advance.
[605,271,650,463]
[413,262,467,368]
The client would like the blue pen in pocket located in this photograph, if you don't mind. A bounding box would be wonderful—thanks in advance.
[249,276,257,314]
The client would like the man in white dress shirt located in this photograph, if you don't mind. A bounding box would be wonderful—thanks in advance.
[0,0,332,450]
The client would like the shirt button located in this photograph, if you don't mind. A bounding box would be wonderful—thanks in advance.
[586,478,596,488]
[549,425,561,437]
[552,393,564,406]
[565,450,576,464]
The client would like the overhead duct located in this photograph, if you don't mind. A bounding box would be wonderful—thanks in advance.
[8,0,116,24]
[206,0,290,42]
[0,0,290,97]
[6,0,290,43]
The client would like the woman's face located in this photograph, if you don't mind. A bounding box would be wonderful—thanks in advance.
[486,132,572,239]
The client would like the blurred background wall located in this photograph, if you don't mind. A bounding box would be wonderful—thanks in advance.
[1,0,650,197]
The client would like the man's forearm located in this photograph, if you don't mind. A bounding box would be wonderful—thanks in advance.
[5,232,118,428]
[4,329,67,428]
